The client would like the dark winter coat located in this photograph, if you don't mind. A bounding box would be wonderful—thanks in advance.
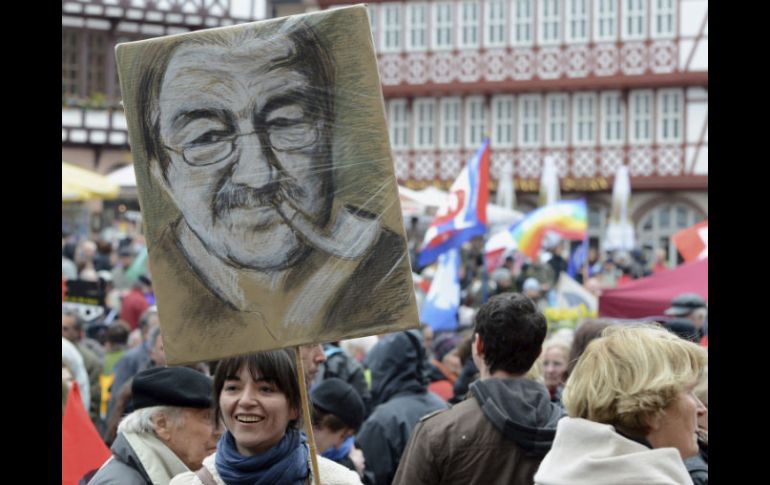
[358,331,448,485]
[393,378,565,485]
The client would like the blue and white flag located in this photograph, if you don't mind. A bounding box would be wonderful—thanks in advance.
[417,139,489,267]
[419,247,461,332]
[567,239,589,279]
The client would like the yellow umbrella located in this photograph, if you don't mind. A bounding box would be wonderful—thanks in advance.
[62,180,93,202]
[62,161,120,201]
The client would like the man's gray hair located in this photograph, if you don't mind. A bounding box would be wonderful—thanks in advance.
[62,308,85,331]
[117,405,185,435]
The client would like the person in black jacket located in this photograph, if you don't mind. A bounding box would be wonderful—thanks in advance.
[357,331,447,485]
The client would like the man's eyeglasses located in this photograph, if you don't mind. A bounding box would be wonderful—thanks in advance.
[164,120,319,167]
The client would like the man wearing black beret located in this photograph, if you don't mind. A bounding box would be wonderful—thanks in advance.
[89,366,221,485]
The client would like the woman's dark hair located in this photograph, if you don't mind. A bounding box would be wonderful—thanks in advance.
[213,350,301,429]
[564,319,614,379]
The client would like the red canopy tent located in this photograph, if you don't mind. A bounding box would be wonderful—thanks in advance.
[598,258,708,319]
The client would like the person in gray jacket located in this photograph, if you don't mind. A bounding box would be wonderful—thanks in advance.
[89,367,221,485]
[393,293,565,485]
[357,330,447,485]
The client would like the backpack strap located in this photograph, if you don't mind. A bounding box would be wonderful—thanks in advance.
[195,466,217,485]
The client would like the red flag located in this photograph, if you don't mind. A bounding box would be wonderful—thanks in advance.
[672,220,708,263]
[62,381,111,485]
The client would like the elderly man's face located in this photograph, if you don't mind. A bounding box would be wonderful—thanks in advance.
[160,407,221,471]
[158,33,331,270]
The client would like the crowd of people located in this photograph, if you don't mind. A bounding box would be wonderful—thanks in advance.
[63,230,708,485]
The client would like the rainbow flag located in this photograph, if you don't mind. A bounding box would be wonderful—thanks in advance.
[488,200,587,261]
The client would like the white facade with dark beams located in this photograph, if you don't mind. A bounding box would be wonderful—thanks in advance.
[320,0,707,262]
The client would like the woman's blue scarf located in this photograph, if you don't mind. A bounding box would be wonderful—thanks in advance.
[215,428,310,485]
[320,436,353,462]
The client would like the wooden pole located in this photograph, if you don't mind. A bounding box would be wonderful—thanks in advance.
[295,346,321,484]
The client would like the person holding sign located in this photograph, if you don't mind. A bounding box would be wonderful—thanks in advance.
[170,350,361,485]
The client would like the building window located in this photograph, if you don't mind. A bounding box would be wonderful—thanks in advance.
[382,4,402,52]
[62,29,81,99]
[433,2,454,49]
[566,0,589,42]
[388,99,409,149]
[62,29,116,102]
[518,95,541,147]
[440,98,461,148]
[413,98,436,149]
[491,95,514,148]
[573,93,597,146]
[594,0,617,41]
[629,90,652,143]
[459,1,480,48]
[637,204,706,267]
[657,89,683,142]
[407,3,428,51]
[512,0,533,45]
[601,91,625,145]
[465,96,486,148]
[546,94,568,147]
[87,32,107,96]
[622,0,647,40]
[539,0,562,45]
[652,0,676,38]
[485,0,507,47]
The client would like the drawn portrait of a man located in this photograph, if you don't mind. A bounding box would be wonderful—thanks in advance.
[116,7,417,364]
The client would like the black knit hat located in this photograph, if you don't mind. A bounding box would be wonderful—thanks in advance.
[132,366,212,410]
[311,378,365,430]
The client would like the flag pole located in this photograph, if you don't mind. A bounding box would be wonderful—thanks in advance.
[480,132,491,303]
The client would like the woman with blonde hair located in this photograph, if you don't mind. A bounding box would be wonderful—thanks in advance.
[534,324,707,484]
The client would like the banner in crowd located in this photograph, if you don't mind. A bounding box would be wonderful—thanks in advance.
[63,279,106,322]
[486,199,587,261]
[62,382,111,485]
[672,220,708,262]
[417,139,490,267]
[554,271,598,314]
[419,248,461,332]
[115,6,420,364]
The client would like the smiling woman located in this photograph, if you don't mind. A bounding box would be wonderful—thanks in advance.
[169,350,361,485]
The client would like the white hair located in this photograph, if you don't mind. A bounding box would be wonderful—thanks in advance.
[117,405,185,435]
[340,336,378,357]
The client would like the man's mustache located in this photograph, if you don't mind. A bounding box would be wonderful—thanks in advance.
[213,180,306,217]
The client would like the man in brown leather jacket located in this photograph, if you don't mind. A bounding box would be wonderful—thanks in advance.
[393,293,565,485]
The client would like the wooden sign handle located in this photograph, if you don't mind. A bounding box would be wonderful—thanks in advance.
[295,346,322,483]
